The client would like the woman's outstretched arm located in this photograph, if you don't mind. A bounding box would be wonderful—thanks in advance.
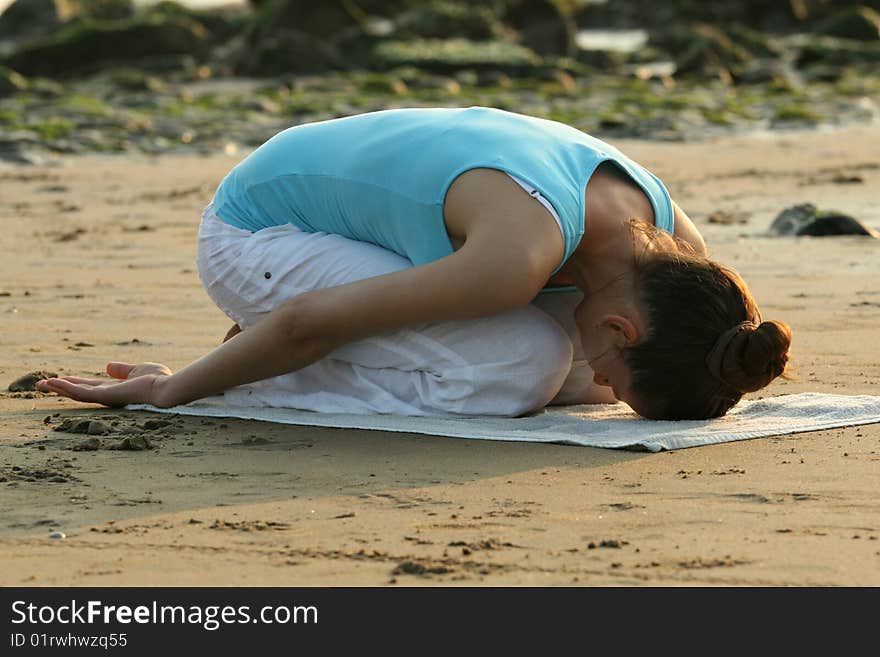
[37,199,565,408]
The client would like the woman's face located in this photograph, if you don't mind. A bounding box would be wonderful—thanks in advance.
[573,277,649,414]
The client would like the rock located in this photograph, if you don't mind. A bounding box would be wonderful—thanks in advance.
[734,59,799,86]
[392,560,453,575]
[144,0,249,43]
[0,0,135,44]
[725,23,785,58]
[816,5,880,41]
[55,419,94,434]
[707,210,750,225]
[352,0,421,17]
[769,203,820,235]
[4,14,211,77]
[142,419,172,430]
[500,0,577,57]
[371,38,541,74]
[238,0,421,75]
[0,0,64,42]
[651,23,754,80]
[769,203,880,237]
[0,65,28,97]
[87,420,111,435]
[358,72,409,95]
[245,0,362,41]
[795,33,880,67]
[73,437,101,451]
[113,435,152,451]
[9,370,57,392]
[797,214,880,237]
[234,29,345,76]
[394,1,506,41]
[564,1,833,34]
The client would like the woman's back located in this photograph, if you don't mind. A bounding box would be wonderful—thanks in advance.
[211,106,674,273]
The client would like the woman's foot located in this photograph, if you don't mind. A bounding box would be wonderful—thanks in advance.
[223,323,242,343]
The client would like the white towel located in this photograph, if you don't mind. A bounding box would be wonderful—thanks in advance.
[127,392,880,452]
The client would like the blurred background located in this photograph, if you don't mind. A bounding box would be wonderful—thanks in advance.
[0,0,877,163]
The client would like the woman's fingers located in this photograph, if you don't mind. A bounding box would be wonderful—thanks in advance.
[106,362,137,379]
[34,362,172,408]
[49,376,106,386]
[39,378,109,405]
[39,376,156,408]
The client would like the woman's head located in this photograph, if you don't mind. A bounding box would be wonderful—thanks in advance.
[575,223,792,420]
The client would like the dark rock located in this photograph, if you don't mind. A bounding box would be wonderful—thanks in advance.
[734,59,794,85]
[358,72,409,95]
[725,23,785,58]
[797,214,879,237]
[144,0,249,43]
[234,29,345,76]
[769,203,879,237]
[769,203,821,235]
[72,437,101,451]
[371,38,541,74]
[245,0,362,41]
[352,0,422,17]
[576,48,629,71]
[795,34,880,67]
[4,14,211,77]
[651,23,754,80]
[392,560,453,576]
[394,1,506,41]
[816,5,880,41]
[9,370,57,392]
[0,0,136,45]
[0,0,64,42]
[500,0,576,57]
[238,0,427,75]
[87,420,111,435]
[568,1,837,34]
[113,435,153,451]
[142,419,172,430]
[55,419,94,434]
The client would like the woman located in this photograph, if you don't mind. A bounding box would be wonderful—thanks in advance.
[36,106,791,420]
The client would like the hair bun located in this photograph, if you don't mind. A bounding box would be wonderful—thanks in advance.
[723,320,792,393]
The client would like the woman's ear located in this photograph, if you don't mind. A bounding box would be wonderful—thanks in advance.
[599,314,641,347]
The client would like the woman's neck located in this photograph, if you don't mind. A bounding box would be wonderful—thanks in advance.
[563,228,636,296]
[560,161,656,294]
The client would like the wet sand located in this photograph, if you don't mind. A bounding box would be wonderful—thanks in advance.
[1,124,878,585]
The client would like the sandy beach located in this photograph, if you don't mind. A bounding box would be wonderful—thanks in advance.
[1,123,878,586]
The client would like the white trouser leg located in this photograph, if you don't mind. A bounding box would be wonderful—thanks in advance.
[196,206,574,416]
[530,290,600,405]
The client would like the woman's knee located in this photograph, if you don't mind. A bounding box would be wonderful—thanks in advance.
[468,308,573,415]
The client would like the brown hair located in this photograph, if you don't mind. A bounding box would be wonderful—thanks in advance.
[622,224,792,420]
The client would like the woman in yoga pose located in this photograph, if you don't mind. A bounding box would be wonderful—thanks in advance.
[37,106,790,420]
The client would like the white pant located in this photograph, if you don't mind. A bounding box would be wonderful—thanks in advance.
[196,205,594,416]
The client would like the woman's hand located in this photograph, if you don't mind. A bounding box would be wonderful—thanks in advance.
[35,362,173,408]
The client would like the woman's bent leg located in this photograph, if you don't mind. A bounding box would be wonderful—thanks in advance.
[197,206,572,416]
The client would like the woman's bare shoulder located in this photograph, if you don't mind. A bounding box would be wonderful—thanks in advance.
[671,201,707,255]
[443,168,563,254]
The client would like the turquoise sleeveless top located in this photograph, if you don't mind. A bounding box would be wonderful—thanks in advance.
[212,107,674,274]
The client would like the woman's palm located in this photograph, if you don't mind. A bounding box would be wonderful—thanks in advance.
[35,362,172,408]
